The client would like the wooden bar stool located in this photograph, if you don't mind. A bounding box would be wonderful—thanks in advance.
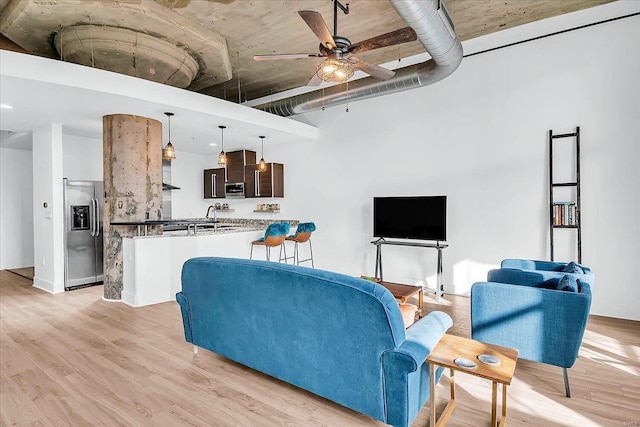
[250,222,290,262]
[285,222,316,267]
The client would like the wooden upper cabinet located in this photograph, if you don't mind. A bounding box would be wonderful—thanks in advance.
[245,163,284,198]
[226,150,256,183]
[203,168,226,199]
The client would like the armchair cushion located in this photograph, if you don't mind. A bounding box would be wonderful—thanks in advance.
[556,275,579,292]
[536,275,580,293]
[562,261,584,274]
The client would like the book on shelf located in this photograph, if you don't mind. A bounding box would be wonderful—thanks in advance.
[552,202,577,226]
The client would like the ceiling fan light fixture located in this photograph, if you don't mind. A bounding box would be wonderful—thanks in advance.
[317,58,354,83]
[217,125,227,166]
[163,112,176,161]
[322,62,338,74]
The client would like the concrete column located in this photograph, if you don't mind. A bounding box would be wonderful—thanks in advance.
[103,114,162,300]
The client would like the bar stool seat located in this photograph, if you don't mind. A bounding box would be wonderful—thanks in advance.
[250,222,290,262]
[285,222,316,267]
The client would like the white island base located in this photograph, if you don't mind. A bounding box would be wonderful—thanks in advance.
[122,229,264,307]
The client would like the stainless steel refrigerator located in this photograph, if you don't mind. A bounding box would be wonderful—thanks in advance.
[63,179,104,290]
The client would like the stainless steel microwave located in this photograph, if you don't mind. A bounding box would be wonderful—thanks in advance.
[224,182,245,198]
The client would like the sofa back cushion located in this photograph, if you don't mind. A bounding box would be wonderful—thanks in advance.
[180,257,406,421]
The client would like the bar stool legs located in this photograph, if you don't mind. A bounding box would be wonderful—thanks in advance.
[249,243,287,263]
[293,239,314,267]
[264,244,287,263]
[284,222,316,267]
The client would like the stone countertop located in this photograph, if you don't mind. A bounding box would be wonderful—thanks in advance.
[112,217,299,237]
[110,218,299,227]
[110,219,218,226]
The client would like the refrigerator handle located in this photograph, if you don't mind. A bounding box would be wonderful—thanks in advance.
[94,198,101,237]
[89,199,95,237]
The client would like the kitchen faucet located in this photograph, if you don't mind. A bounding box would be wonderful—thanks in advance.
[206,205,217,220]
[205,205,218,232]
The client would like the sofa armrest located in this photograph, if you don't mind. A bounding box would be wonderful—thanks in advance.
[381,311,452,427]
[395,311,453,369]
[176,292,193,343]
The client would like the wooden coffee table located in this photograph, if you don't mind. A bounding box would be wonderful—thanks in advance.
[377,280,424,318]
[426,334,518,427]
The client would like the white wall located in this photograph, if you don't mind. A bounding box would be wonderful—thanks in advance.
[0,132,100,272]
[261,9,640,320]
[32,124,65,293]
[0,147,34,269]
[170,150,217,219]
[63,134,103,180]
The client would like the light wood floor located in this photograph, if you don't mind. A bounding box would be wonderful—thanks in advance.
[5,267,34,280]
[1,270,638,427]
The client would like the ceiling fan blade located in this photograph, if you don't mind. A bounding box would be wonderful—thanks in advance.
[298,10,336,49]
[348,27,417,54]
[351,57,396,80]
[307,73,323,87]
[253,53,323,61]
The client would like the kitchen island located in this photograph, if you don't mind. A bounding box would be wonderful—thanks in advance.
[114,218,299,307]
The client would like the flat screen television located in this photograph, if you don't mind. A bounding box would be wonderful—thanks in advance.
[373,196,447,241]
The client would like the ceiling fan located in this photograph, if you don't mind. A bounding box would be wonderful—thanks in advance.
[253,1,417,85]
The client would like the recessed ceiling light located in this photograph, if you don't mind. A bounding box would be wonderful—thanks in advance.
[0,104,14,109]
[209,143,217,146]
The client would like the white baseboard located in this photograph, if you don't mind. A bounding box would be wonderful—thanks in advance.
[121,291,137,307]
[32,277,64,294]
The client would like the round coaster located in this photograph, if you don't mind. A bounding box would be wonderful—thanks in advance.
[478,354,501,366]
[454,357,477,369]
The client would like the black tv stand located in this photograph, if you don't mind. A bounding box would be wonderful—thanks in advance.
[371,238,448,300]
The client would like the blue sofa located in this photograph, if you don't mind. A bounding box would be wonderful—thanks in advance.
[471,267,592,397]
[177,257,453,427]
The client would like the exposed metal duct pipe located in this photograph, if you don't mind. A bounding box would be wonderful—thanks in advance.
[254,0,462,117]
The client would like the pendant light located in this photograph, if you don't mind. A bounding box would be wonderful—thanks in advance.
[217,125,227,165]
[163,112,176,161]
[258,135,267,172]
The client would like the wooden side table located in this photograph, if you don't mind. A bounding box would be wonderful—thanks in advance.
[426,334,518,427]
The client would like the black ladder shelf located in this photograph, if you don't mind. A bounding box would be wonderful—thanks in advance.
[549,126,581,262]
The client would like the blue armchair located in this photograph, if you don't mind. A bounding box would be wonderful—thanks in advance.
[471,268,592,397]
